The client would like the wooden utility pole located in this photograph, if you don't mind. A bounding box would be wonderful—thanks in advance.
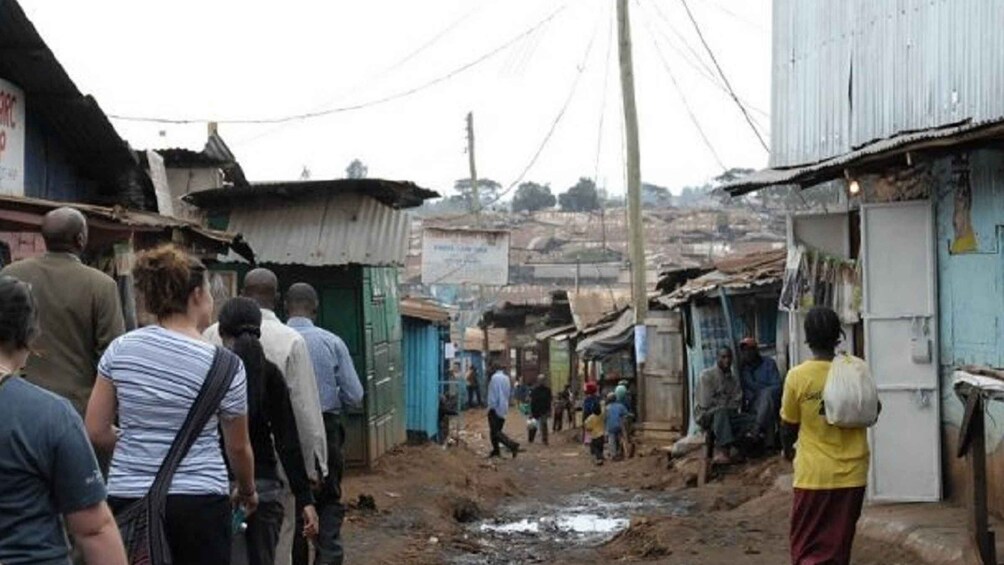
[617,0,647,323]
[466,112,480,221]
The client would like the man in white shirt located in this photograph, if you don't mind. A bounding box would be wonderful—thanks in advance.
[486,362,520,459]
[205,268,327,565]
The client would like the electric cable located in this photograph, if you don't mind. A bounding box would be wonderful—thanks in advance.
[679,0,769,152]
[108,5,567,125]
[640,14,728,172]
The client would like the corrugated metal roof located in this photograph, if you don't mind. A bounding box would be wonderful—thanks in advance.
[772,0,1004,168]
[656,251,785,310]
[0,194,250,259]
[400,296,450,324]
[224,192,409,267]
[568,289,632,331]
[0,0,152,207]
[725,119,1004,195]
[533,323,577,341]
[185,178,438,211]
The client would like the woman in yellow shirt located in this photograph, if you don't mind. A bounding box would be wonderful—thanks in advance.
[780,307,869,565]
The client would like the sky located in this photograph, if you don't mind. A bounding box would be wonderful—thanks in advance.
[20,0,772,198]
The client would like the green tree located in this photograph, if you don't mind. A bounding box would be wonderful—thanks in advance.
[346,159,368,179]
[451,178,502,209]
[512,182,556,212]
[559,177,600,212]
[641,182,672,208]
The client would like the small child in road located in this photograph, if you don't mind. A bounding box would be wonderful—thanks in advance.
[605,393,629,461]
[584,403,605,465]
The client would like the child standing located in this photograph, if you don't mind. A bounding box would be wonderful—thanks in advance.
[605,393,629,461]
[584,402,605,465]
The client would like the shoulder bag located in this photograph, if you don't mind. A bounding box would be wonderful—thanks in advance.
[115,346,241,565]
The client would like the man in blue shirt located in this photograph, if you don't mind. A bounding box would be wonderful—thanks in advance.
[287,283,364,565]
[739,337,782,449]
[486,362,520,458]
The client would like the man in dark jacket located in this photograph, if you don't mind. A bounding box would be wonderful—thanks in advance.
[528,375,553,445]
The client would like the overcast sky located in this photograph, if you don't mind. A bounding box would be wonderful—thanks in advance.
[22,0,771,197]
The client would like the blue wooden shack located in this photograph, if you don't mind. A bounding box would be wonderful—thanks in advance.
[401,297,450,442]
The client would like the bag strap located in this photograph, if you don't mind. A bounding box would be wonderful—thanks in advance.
[147,346,240,499]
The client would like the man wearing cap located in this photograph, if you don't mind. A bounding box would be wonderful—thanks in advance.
[738,337,783,448]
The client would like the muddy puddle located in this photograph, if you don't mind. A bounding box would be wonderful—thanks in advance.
[450,489,694,564]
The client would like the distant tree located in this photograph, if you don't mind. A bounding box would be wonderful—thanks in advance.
[713,167,755,185]
[512,182,556,212]
[452,178,502,209]
[641,182,672,208]
[559,177,600,212]
[299,166,312,180]
[346,159,368,179]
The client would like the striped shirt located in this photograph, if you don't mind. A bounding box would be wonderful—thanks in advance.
[98,326,247,498]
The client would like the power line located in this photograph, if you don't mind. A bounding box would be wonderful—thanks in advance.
[694,0,766,33]
[640,12,727,172]
[108,5,567,125]
[643,0,768,121]
[232,4,491,147]
[594,0,615,185]
[447,7,603,219]
[679,0,769,152]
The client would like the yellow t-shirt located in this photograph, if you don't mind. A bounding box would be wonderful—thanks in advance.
[780,360,870,490]
[584,413,605,438]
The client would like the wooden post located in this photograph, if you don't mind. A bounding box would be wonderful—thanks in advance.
[617,0,647,324]
[966,394,996,564]
[466,112,479,221]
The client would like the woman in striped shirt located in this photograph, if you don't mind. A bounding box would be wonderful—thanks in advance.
[86,245,257,565]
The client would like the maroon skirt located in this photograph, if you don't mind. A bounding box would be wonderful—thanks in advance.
[790,486,866,565]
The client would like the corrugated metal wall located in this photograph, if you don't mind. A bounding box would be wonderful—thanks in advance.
[224,192,410,266]
[363,266,405,462]
[403,318,441,441]
[772,0,1004,167]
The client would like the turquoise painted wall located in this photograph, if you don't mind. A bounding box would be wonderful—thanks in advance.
[936,149,1004,448]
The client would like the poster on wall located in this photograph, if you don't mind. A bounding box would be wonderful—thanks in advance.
[0,78,25,196]
[421,227,510,286]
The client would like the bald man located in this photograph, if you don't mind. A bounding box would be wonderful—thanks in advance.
[1,207,124,415]
[204,268,327,565]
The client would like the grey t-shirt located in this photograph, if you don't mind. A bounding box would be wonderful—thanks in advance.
[0,377,107,565]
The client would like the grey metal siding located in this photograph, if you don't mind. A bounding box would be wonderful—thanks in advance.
[772,0,1004,168]
[225,192,410,266]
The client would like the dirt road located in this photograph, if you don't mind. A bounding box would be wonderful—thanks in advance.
[339,409,921,564]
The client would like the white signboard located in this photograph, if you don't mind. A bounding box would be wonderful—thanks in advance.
[421,227,509,286]
[0,78,25,195]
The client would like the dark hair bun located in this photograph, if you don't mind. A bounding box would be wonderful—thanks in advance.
[0,275,39,353]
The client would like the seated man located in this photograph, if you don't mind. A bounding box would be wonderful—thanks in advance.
[739,337,783,449]
[695,347,755,464]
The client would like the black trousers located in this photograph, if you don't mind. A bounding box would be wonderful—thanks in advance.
[488,409,518,455]
[295,413,345,565]
[231,481,286,565]
[467,383,482,407]
[109,494,231,565]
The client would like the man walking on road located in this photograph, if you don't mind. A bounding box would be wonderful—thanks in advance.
[528,375,552,445]
[486,363,520,458]
[205,269,327,565]
[1,207,125,417]
[287,283,364,565]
